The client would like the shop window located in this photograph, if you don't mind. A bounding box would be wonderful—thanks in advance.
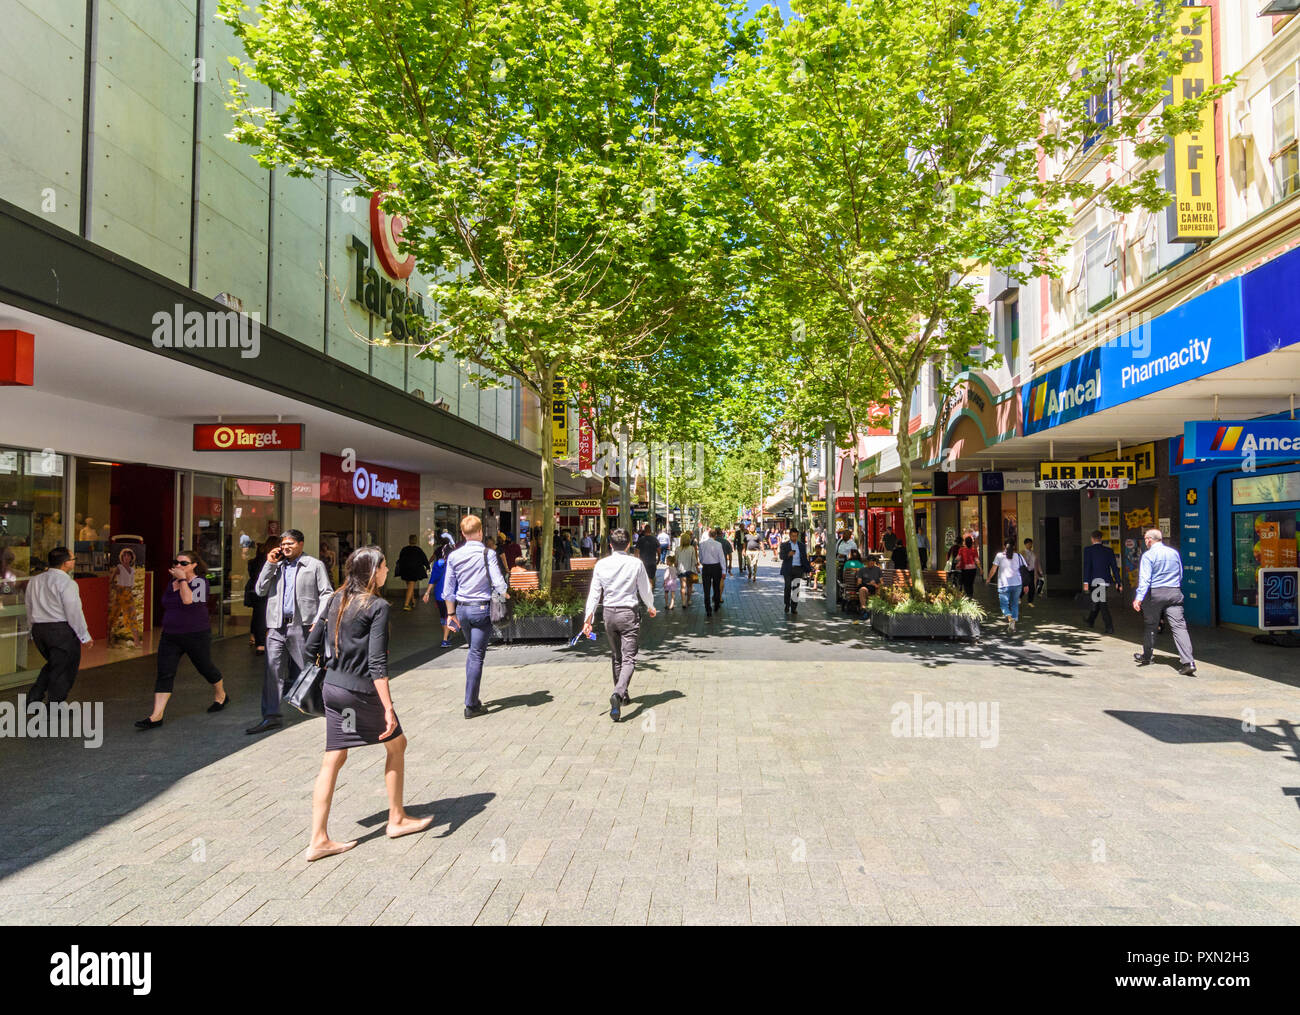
[0,448,66,682]
[1085,224,1117,312]
[1230,509,1299,608]
[1270,64,1299,204]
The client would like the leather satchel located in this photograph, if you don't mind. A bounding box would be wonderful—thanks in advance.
[285,659,325,717]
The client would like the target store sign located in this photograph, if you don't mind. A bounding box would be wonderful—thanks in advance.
[484,487,532,501]
[320,453,419,510]
[194,423,304,451]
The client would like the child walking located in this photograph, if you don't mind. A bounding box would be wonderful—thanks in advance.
[663,554,680,609]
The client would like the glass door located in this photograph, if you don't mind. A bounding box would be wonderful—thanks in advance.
[192,474,225,636]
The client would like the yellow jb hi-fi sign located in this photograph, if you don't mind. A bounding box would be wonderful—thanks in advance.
[1167,5,1219,243]
[551,378,569,458]
[1088,442,1156,480]
[1039,461,1137,482]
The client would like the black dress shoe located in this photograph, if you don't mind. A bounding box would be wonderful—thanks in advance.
[609,693,621,722]
[1133,653,1151,667]
[464,704,489,719]
[245,717,283,734]
[134,717,163,730]
[207,694,231,713]
[1179,664,1197,676]
[620,693,631,705]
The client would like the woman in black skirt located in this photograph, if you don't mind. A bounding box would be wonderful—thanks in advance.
[302,546,432,862]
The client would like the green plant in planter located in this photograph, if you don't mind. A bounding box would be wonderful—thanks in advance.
[509,589,586,620]
[868,586,985,620]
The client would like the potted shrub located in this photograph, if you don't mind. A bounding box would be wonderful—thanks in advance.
[867,585,983,640]
[492,589,586,642]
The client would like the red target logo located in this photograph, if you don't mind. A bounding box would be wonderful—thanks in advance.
[370,191,415,280]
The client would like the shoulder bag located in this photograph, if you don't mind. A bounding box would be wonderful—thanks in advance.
[481,547,510,622]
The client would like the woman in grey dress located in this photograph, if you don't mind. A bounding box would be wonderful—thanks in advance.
[303,546,432,862]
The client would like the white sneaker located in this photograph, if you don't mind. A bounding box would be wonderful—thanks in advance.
[1009,618,1017,633]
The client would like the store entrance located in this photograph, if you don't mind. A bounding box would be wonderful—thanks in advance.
[320,502,388,587]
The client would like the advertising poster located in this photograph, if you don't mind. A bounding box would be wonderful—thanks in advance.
[1234,511,1299,607]
[108,541,146,648]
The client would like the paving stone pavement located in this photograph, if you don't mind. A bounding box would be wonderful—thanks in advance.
[2,554,1299,925]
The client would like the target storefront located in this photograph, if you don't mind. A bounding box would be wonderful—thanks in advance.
[317,453,421,588]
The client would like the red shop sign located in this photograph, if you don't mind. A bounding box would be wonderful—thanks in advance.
[194,423,304,451]
[484,487,532,501]
[320,453,419,510]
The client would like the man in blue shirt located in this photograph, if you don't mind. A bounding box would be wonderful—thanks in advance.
[1081,529,1121,635]
[444,513,510,718]
[1132,528,1196,675]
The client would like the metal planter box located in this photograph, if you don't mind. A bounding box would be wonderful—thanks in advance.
[871,611,981,640]
[491,614,583,643]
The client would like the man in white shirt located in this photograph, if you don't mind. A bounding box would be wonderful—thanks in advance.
[697,528,726,617]
[26,547,93,702]
[582,528,656,722]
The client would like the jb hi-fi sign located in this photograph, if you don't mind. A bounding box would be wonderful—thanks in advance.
[349,192,428,342]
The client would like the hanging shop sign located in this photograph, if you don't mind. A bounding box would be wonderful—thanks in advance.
[552,378,569,458]
[1088,442,1157,480]
[193,423,304,451]
[1259,567,1300,630]
[484,487,531,501]
[834,494,901,512]
[809,500,827,513]
[979,471,1038,493]
[1183,420,1300,460]
[1036,478,1130,491]
[556,498,602,508]
[1165,6,1219,244]
[320,453,419,509]
[1038,461,1137,482]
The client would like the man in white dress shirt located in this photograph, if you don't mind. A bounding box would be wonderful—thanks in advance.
[697,528,726,616]
[582,528,657,723]
[26,547,93,702]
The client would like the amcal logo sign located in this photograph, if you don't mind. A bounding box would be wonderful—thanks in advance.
[349,192,427,343]
[1030,369,1102,424]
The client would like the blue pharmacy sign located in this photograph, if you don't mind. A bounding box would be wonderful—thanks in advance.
[1183,419,1300,460]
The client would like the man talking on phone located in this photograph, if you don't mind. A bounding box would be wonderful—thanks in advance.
[247,529,332,733]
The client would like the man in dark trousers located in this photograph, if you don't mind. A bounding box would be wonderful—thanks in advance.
[25,547,93,702]
[635,523,660,586]
[1132,528,1196,675]
[1082,530,1122,634]
[582,528,656,723]
[780,527,811,615]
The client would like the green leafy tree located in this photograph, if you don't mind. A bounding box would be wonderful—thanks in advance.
[713,0,1229,596]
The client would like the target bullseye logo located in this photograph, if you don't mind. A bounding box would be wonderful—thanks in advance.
[370,192,415,279]
[213,426,236,449]
[491,489,503,500]
[352,467,371,500]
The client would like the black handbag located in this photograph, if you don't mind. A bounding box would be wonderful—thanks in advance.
[286,660,325,716]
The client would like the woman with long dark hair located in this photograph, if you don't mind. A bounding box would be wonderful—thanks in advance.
[303,546,432,862]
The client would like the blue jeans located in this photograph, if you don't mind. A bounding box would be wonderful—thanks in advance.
[459,602,493,707]
[998,584,1022,621]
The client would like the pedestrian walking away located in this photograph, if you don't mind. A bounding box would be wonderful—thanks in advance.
[656,527,670,563]
[636,524,660,585]
[135,550,228,729]
[582,528,657,723]
[1082,529,1121,634]
[302,546,433,861]
[422,540,457,646]
[698,528,726,616]
[957,536,980,598]
[396,534,430,611]
[676,532,699,606]
[1133,528,1196,675]
[444,513,510,717]
[662,554,680,608]
[988,540,1026,633]
[779,527,811,615]
[248,529,333,734]
[26,546,92,703]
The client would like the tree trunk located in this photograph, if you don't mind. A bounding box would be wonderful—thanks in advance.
[895,378,924,600]
[598,472,612,556]
[538,365,557,593]
[852,447,862,547]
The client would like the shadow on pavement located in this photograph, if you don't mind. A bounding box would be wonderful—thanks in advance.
[357,792,496,839]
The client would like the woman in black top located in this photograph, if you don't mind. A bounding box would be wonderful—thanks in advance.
[396,534,430,612]
[302,546,432,862]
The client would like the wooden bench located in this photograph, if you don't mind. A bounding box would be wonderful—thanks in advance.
[877,567,951,591]
[507,563,595,600]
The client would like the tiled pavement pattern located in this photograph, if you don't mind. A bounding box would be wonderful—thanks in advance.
[2,555,1299,925]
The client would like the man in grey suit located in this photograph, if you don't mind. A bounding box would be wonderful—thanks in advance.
[247,529,332,733]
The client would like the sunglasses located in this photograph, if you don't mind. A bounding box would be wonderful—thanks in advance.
[171,559,194,567]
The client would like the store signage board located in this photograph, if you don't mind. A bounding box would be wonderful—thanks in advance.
[1038,461,1136,482]
[1021,278,1243,436]
[1036,478,1131,491]
[1183,420,1300,460]
[194,423,303,451]
[1165,6,1219,244]
[552,378,569,458]
[1259,567,1300,630]
[809,500,827,513]
[556,498,602,508]
[320,453,418,510]
[1088,443,1156,480]
[484,487,531,501]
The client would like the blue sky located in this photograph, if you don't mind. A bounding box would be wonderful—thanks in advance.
[743,0,794,23]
